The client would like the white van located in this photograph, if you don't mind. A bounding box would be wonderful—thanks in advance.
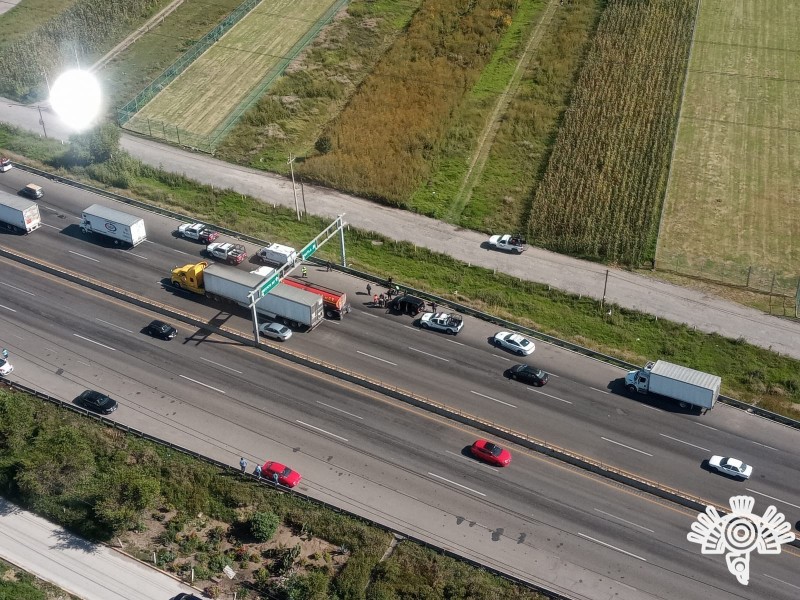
[256,242,297,267]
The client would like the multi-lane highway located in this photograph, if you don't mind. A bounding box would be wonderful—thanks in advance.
[1,170,798,598]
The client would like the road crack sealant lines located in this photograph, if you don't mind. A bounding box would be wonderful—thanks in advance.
[6,244,798,541]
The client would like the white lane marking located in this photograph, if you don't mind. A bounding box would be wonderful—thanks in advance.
[693,421,718,431]
[528,388,572,404]
[578,533,647,561]
[68,250,100,262]
[356,350,397,366]
[746,489,800,510]
[447,339,465,346]
[179,375,226,394]
[73,334,116,351]
[751,440,778,451]
[470,390,517,408]
[126,252,148,260]
[601,437,653,457]
[296,420,348,442]
[642,404,663,412]
[317,401,364,420]
[428,472,486,497]
[659,433,710,452]
[44,347,58,353]
[590,386,609,394]
[0,282,35,296]
[491,354,511,361]
[172,248,194,256]
[403,325,418,331]
[547,372,560,378]
[41,223,60,229]
[38,204,60,213]
[76,360,92,367]
[95,318,134,333]
[408,347,449,362]
[594,509,655,533]
[9,333,23,339]
[763,573,800,591]
[445,450,499,471]
[199,356,243,374]
[0,304,17,313]
[142,239,155,244]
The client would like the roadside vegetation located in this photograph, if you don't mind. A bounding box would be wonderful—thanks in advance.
[527,0,696,265]
[0,559,79,600]
[2,123,798,417]
[0,387,545,600]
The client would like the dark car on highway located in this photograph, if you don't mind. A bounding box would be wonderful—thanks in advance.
[75,390,118,414]
[387,294,426,316]
[508,364,549,387]
[145,320,177,340]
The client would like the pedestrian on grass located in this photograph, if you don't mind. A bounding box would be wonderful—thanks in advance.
[366,283,372,296]
[254,464,262,479]
[240,457,247,473]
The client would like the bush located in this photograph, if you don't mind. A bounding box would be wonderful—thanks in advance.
[249,511,280,542]
[282,569,332,600]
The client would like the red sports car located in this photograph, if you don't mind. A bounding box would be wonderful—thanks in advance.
[263,461,302,487]
[470,439,512,467]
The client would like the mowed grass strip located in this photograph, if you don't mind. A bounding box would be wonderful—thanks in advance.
[657,0,800,283]
[137,0,336,137]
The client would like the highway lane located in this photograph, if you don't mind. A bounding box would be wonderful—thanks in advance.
[1,171,799,521]
[1,263,798,599]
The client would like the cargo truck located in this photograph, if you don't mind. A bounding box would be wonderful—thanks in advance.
[80,204,147,247]
[625,360,720,412]
[0,191,41,233]
[171,261,323,329]
[283,276,351,319]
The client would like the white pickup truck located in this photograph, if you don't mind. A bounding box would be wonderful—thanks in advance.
[178,222,219,243]
[419,312,464,335]
[488,234,526,254]
[206,242,247,265]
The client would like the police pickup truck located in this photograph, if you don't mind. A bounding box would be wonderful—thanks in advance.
[419,312,464,335]
[488,234,526,254]
[178,222,220,243]
[206,242,247,265]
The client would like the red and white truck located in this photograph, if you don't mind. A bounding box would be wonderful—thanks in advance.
[283,276,351,319]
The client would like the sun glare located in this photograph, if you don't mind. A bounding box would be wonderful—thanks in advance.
[49,70,102,131]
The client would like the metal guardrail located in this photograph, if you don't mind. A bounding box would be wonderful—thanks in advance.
[11,161,800,431]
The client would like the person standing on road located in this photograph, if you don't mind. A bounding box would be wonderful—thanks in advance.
[366,283,372,296]
[254,464,262,479]
[327,261,333,272]
[1,349,7,359]
[302,266,308,278]
[239,457,247,473]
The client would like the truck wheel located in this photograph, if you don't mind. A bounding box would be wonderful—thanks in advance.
[173,282,182,290]
[446,329,454,335]
[81,227,88,234]
[678,401,689,409]
[626,385,636,393]
[325,309,334,319]
[421,322,429,329]
[490,244,497,249]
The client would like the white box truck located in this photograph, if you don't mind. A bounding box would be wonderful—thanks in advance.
[80,204,147,247]
[0,191,41,233]
[256,242,297,267]
[625,360,720,411]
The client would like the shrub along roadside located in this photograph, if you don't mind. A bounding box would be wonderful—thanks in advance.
[1,124,798,415]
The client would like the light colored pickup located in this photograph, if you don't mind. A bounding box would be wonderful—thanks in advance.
[419,312,464,335]
[178,222,219,243]
[488,234,526,253]
[206,241,247,265]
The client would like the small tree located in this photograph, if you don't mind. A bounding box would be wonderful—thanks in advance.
[68,122,121,165]
[249,511,280,542]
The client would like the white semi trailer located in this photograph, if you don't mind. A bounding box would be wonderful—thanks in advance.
[625,360,720,411]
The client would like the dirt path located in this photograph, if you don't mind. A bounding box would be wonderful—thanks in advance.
[445,0,560,223]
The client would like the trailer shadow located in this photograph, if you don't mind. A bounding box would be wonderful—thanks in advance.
[607,378,701,414]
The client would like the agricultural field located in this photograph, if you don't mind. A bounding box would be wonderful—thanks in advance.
[132,0,336,141]
[657,0,800,294]
[525,0,696,265]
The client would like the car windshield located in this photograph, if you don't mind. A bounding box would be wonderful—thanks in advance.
[485,443,502,456]
[269,324,288,333]
[280,467,292,477]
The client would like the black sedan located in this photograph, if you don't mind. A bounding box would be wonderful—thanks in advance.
[75,390,118,414]
[508,364,549,387]
[145,320,177,340]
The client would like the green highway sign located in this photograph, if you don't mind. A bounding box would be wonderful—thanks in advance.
[300,240,317,260]
[259,273,279,295]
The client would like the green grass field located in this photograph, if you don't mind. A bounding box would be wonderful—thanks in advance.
[657,0,800,291]
[134,0,335,137]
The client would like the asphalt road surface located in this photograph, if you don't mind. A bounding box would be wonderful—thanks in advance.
[1,101,799,360]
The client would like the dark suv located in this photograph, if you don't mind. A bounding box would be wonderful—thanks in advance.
[145,320,178,340]
[76,390,118,414]
[388,294,426,316]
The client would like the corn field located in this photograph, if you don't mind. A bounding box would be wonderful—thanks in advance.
[0,0,163,102]
[526,0,696,265]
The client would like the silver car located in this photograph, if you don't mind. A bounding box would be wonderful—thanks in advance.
[708,455,753,480]
[259,322,292,341]
[492,331,535,356]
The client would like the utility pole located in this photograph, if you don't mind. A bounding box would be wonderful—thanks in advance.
[37,106,48,138]
[601,269,609,310]
[288,154,300,221]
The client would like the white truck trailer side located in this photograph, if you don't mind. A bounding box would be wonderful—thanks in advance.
[625,360,720,411]
[80,204,147,247]
[0,191,41,233]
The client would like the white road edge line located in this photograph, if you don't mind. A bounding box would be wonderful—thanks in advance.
[750,440,778,451]
[658,433,710,452]
[126,252,148,260]
[470,390,517,408]
[578,533,647,562]
[601,437,653,457]
[0,282,35,296]
[762,573,800,591]
[590,386,609,394]
[296,420,348,442]
[317,401,364,420]
[428,472,486,497]
[693,421,718,431]
[594,509,655,533]
[408,347,449,362]
[179,374,226,394]
[356,350,397,366]
[527,388,572,404]
[0,304,17,313]
[95,318,134,333]
[746,488,800,510]
[447,339,465,346]
[199,356,244,374]
[68,250,100,262]
[73,334,116,351]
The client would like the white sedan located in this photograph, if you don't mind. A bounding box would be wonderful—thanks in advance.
[708,455,753,480]
[259,322,292,342]
[0,358,13,376]
[492,331,535,356]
